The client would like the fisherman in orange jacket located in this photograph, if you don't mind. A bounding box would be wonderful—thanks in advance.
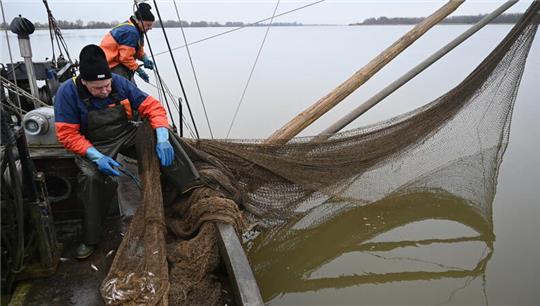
[100,3,155,83]
[54,45,200,259]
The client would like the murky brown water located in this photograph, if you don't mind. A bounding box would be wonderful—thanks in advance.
[249,193,494,305]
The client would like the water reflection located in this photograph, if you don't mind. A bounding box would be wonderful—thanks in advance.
[248,190,494,302]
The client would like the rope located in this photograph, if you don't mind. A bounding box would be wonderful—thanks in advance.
[42,0,72,62]
[0,0,22,110]
[154,0,325,57]
[147,60,177,132]
[172,0,214,139]
[226,0,281,138]
[153,70,196,138]
[147,78,198,139]
[151,0,200,139]
[0,75,49,108]
[148,48,198,138]
[2,98,27,115]
[46,6,57,64]
[153,68,165,115]
[159,78,198,139]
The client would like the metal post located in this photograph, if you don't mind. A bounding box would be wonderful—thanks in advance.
[17,37,41,106]
[178,98,183,137]
[314,0,519,141]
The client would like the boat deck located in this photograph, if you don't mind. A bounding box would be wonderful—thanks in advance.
[9,218,126,306]
[8,160,143,305]
[5,157,262,305]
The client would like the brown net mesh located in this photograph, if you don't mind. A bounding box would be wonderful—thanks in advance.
[101,2,539,305]
[100,123,169,306]
[193,2,539,227]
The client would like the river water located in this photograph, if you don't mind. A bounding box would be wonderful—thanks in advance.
[2,24,539,305]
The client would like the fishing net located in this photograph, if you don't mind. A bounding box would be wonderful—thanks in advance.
[101,2,539,305]
[195,2,538,228]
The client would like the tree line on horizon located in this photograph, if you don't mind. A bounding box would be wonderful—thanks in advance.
[351,13,523,26]
[0,13,525,30]
[0,19,303,30]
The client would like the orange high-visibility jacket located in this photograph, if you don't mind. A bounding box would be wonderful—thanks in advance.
[54,75,168,156]
[100,18,145,71]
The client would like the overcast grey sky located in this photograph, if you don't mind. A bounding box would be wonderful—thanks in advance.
[1,1,534,25]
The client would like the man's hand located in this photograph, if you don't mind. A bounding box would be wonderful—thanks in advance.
[86,147,120,176]
[142,54,154,70]
[155,127,174,167]
[96,156,121,176]
[136,67,150,83]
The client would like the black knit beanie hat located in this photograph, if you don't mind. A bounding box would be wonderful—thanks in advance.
[135,3,155,22]
[79,44,111,81]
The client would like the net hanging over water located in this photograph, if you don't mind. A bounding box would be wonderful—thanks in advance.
[101,2,539,305]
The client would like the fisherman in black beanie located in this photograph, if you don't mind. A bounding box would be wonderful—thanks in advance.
[100,2,155,83]
[135,3,155,23]
[53,43,201,259]
[79,44,111,82]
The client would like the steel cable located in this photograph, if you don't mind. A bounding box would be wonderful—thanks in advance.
[226,0,281,138]
[172,0,213,138]
[154,0,325,57]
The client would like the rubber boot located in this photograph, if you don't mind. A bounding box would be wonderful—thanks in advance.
[75,243,95,259]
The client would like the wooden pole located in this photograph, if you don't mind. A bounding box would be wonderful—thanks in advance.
[265,0,464,145]
[313,0,518,142]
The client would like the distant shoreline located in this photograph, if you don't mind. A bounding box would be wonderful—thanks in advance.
[0,13,523,31]
[349,13,522,26]
[0,20,307,30]
[0,23,520,32]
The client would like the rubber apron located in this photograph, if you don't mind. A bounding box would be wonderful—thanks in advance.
[74,77,199,245]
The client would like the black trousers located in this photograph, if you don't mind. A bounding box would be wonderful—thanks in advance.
[75,128,200,245]
[111,64,135,84]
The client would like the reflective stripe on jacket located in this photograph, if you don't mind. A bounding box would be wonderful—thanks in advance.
[54,74,168,156]
[100,18,145,71]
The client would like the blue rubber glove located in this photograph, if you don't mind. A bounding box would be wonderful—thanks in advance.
[86,147,121,176]
[141,54,154,70]
[136,67,150,83]
[155,127,174,167]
